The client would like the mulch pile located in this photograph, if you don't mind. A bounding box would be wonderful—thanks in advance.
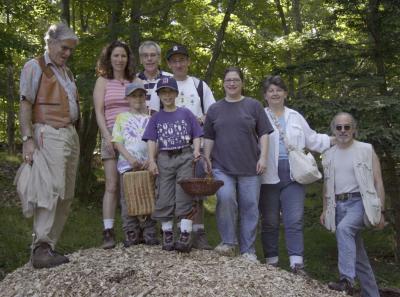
[0,245,345,297]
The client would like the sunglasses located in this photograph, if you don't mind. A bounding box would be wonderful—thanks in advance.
[335,125,352,131]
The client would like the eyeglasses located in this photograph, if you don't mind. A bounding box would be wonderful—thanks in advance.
[169,58,187,65]
[224,78,242,84]
[335,125,352,131]
[140,53,159,59]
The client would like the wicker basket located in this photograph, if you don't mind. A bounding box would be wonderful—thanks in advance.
[178,159,224,197]
[123,170,155,216]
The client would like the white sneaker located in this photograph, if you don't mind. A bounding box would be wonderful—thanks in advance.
[241,253,259,264]
[214,243,236,256]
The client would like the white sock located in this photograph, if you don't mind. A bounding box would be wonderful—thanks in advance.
[289,255,303,268]
[193,224,204,232]
[266,256,279,265]
[103,219,114,230]
[161,220,173,232]
[180,219,193,233]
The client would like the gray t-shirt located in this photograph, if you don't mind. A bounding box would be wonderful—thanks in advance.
[203,97,274,176]
[333,144,360,194]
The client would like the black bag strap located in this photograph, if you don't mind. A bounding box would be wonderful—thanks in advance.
[192,77,204,114]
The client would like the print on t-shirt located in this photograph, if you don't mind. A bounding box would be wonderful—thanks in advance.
[157,120,191,149]
[112,112,149,173]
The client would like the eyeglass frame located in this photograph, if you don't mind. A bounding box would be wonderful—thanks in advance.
[224,78,242,84]
[335,124,352,131]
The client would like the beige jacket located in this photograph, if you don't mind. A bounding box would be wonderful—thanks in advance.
[321,140,382,232]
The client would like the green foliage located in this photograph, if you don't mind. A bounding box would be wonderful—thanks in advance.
[1,0,400,283]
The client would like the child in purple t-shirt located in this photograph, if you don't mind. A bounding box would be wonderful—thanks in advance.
[142,77,203,253]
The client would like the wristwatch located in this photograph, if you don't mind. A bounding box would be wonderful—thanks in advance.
[22,135,32,142]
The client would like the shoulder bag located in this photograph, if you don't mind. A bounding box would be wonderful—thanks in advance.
[267,108,322,184]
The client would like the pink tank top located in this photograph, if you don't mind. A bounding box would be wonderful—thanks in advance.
[104,79,130,129]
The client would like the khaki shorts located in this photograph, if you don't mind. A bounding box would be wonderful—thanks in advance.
[101,127,117,160]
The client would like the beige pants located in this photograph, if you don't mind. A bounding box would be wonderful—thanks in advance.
[31,124,80,249]
[152,148,193,222]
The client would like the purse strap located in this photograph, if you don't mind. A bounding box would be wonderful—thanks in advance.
[266,108,294,152]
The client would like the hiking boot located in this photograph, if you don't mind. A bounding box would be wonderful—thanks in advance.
[192,229,212,250]
[31,242,69,269]
[162,230,175,251]
[143,230,160,246]
[174,231,192,253]
[328,279,354,296]
[102,228,116,249]
[241,253,259,264]
[123,229,141,248]
[214,243,236,257]
[291,263,308,277]
[267,262,278,268]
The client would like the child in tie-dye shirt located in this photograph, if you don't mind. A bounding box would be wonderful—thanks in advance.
[112,81,159,247]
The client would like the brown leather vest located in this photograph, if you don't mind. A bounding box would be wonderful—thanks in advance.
[32,56,80,128]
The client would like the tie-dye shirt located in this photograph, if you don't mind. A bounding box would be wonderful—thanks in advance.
[112,112,150,173]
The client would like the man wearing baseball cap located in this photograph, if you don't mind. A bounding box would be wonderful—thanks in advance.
[149,44,216,250]
[143,77,203,253]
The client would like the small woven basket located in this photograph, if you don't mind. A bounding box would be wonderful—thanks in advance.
[178,158,224,197]
[123,170,155,216]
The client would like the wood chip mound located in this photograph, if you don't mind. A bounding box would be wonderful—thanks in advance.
[0,245,344,297]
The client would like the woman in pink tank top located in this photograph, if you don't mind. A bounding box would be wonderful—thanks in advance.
[93,41,139,249]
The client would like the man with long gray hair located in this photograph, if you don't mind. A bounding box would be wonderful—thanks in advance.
[320,112,385,296]
[17,23,80,268]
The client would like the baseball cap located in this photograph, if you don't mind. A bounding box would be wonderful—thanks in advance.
[156,77,179,93]
[125,81,146,97]
[166,45,189,60]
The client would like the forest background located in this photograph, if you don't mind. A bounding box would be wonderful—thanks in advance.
[0,0,399,289]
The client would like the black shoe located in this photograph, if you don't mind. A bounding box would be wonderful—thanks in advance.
[192,229,212,250]
[174,231,192,253]
[123,230,141,247]
[291,263,308,277]
[102,228,116,249]
[328,279,354,296]
[31,242,69,269]
[143,231,160,245]
[162,230,174,251]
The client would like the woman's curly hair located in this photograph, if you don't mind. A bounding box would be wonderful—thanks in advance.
[96,40,135,81]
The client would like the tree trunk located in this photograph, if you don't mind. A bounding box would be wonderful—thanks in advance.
[79,1,89,32]
[109,0,124,41]
[381,153,400,261]
[274,0,295,98]
[204,0,237,83]
[365,0,399,259]
[130,0,142,70]
[6,63,16,154]
[61,0,70,26]
[71,0,75,32]
[76,108,99,200]
[292,0,304,99]
[74,1,99,200]
[366,0,388,95]
[292,0,303,33]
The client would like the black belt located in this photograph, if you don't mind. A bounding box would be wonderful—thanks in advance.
[162,147,191,157]
[335,192,361,201]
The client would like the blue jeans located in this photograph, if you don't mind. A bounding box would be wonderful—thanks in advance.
[213,168,261,254]
[259,159,305,259]
[335,197,379,297]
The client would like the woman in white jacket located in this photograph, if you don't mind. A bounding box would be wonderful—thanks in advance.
[259,76,333,273]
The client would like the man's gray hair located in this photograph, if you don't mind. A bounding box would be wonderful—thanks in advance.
[139,41,161,56]
[44,23,78,49]
[330,112,358,137]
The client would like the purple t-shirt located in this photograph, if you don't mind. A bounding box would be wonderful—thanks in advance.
[142,107,203,150]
